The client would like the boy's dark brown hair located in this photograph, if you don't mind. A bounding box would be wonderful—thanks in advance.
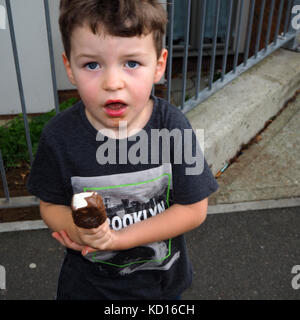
[59,0,168,60]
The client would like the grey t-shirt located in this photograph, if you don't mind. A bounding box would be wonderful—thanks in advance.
[27,95,218,299]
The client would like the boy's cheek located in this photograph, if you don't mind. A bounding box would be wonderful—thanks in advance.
[77,86,95,102]
[75,76,96,95]
[133,75,154,93]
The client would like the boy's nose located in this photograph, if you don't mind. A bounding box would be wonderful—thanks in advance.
[102,69,125,91]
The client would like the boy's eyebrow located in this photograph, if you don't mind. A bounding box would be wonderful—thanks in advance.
[122,52,148,58]
[75,51,148,60]
[75,53,100,59]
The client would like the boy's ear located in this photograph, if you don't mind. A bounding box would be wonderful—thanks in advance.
[154,49,168,84]
[62,53,76,86]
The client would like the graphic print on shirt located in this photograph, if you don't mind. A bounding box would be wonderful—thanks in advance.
[71,163,181,275]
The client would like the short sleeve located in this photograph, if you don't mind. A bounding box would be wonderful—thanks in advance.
[170,115,219,205]
[26,132,70,206]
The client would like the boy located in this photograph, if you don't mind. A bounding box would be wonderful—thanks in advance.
[27,0,218,300]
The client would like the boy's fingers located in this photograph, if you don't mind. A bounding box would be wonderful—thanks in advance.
[52,232,66,247]
[59,230,85,251]
[59,230,70,240]
[52,230,84,252]
[81,246,97,256]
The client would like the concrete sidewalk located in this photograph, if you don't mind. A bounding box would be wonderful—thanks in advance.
[186,48,300,177]
[209,90,300,205]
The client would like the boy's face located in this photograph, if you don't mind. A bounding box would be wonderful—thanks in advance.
[63,25,168,136]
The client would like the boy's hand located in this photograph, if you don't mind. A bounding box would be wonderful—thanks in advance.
[52,219,118,256]
[74,219,117,253]
[52,230,96,255]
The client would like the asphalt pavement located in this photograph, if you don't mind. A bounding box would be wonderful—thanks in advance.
[0,205,299,300]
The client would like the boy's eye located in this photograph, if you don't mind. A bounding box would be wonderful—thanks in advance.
[85,62,100,70]
[125,61,140,69]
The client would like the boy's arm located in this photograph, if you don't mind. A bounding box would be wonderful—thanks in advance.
[39,200,84,245]
[115,198,208,250]
[71,198,208,254]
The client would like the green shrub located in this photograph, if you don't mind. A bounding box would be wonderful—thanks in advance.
[0,97,78,169]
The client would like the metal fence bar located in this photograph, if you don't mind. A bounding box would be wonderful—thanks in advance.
[221,0,234,81]
[208,0,221,90]
[0,150,10,202]
[244,0,256,66]
[182,30,298,114]
[5,0,33,165]
[284,0,294,35]
[233,0,245,73]
[180,0,191,110]
[195,0,207,99]
[44,0,60,115]
[274,0,285,46]
[152,85,155,96]
[264,0,275,50]
[290,0,296,33]
[255,0,266,58]
[166,0,174,103]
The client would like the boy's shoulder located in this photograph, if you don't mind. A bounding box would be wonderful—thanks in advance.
[153,96,191,130]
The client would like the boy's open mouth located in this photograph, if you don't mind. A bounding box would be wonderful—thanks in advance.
[106,103,126,110]
[104,100,127,117]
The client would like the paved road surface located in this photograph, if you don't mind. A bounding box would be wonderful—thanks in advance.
[0,206,299,300]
